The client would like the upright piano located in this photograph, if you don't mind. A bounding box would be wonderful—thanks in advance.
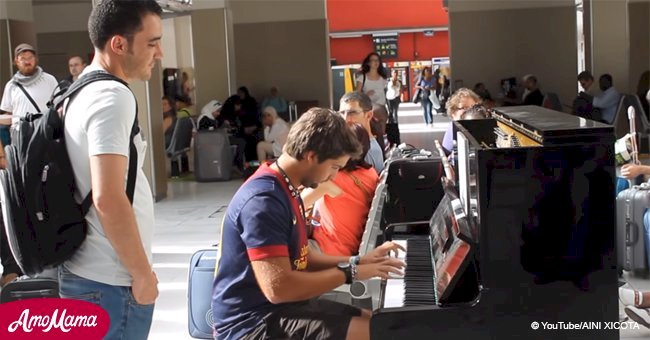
[358,106,618,339]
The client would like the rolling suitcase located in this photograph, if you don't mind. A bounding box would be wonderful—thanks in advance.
[194,131,232,182]
[188,249,218,339]
[1,271,59,303]
[616,183,650,271]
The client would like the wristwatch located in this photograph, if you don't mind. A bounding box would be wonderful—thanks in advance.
[337,262,353,284]
[349,255,361,265]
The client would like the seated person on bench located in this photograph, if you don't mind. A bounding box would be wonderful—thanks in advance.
[257,106,289,162]
[197,99,223,131]
[302,123,379,256]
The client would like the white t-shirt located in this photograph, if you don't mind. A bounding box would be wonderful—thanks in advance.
[63,65,154,286]
[357,74,388,106]
[386,79,401,100]
[264,118,289,157]
[0,72,58,125]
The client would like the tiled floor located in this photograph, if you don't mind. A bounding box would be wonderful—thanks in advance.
[149,179,241,339]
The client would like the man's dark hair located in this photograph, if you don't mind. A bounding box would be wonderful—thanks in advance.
[599,74,613,92]
[284,108,362,163]
[342,123,372,172]
[340,92,373,112]
[162,95,175,106]
[238,86,251,98]
[600,74,613,86]
[577,71,594,82]
[88,0,162,50]
[69,55,85,64]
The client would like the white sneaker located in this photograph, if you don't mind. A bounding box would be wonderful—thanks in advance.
[625,306,650,329]
[619,286,638,306]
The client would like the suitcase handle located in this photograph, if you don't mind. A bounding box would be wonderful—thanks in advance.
[10,289,57,299]
[625,221,639,245]
[289,102,297,122]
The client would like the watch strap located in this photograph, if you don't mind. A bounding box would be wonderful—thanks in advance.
[338,264,352,284]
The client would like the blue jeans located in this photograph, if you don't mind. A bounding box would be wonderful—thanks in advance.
[421,99,433,124]
[58,266,155,340]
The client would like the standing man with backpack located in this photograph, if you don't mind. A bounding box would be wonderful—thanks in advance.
[60,1,162,338]
[0,43,58,287]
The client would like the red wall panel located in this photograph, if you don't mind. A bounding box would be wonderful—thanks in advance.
[327,0,448,32]
[330,36,375,65]
[330,32,449,66]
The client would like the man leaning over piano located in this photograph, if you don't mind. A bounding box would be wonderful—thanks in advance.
[212,108,405,340]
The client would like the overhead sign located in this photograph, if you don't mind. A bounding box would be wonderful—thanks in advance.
[373,35,398,59]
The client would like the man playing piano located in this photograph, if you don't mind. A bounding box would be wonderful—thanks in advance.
[212,108,405,340]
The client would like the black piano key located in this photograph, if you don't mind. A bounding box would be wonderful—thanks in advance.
[395,238,436,307]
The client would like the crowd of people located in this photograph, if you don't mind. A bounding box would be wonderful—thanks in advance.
[162,83,294,175]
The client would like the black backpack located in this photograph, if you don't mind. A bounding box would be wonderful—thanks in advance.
[0,71,139,276]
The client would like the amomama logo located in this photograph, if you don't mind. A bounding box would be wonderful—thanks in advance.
[0,298,109,339]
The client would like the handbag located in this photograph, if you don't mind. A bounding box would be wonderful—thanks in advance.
[429,90,441,110]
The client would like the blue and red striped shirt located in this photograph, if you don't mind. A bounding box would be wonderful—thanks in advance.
[212,164,309,340]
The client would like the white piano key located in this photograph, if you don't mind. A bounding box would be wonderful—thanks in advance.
[383,278,405,308]
[388,239,407,279]
[392,239,408,260]
[384,239,407,305]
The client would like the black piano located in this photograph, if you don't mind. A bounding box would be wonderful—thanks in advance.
[360,106,618,339]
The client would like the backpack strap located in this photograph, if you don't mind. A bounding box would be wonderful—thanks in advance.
[58,71,139,213]
[13,81,41,113]
[46,80,72,108]
[125,104,139,204]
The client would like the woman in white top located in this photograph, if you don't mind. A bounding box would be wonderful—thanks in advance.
[256,106,289,162]
[356,52,388,107]
[386,69,402,123]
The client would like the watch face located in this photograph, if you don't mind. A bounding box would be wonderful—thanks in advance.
[338,262,350,269]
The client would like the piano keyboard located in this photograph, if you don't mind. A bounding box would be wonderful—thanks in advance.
[383,238,436,308]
